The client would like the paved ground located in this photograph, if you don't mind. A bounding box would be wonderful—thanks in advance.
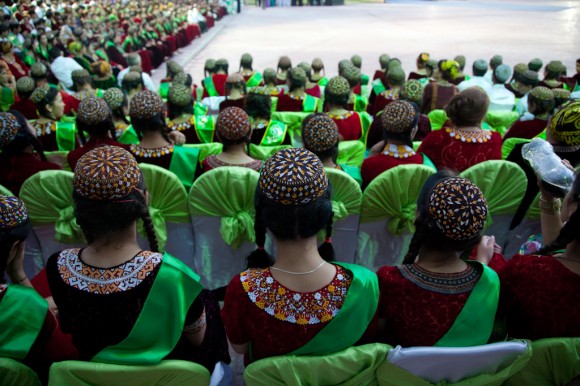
[154,0,579,87]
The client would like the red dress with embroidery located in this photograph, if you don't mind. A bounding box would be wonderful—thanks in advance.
[361,151,425,189]
[275,94,305,112]
[202,74,228,98]
[0,152,61,195]
[500,254,580,340]
[502,118,547,141]
[222,265,357,364]
[10,98,38,120]
[329,112,363,141]
[418,128,502,172]
[305,84,321,99]
[167,117,206,144]
[366,114,431,149]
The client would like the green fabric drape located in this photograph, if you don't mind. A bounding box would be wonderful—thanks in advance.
[188,167,259,248]
[485,111,520,137]
[138,164,190,251]
[504,338,580,386]
[325,168,362,221]
[182,143,223,163]
[244,343,392,386]
[0,184,14,196]
[19,170,84,244]
[47,360,211,386]
[377,342,531,386]
[460,160,527,227]
[361,165,435,235]
[337,140,366,168]
[501,138,531,160]
[428,110,448,130]
[249,144,291,161]
[270,112,311,146]
[0,358,41,386]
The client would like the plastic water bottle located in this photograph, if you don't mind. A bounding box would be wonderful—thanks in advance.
[522,138,575,198]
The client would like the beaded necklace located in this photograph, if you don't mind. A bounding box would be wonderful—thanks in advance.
[130,144,173,158]
[328,111,354,120]
[383,144,416,159]
[35,120,57,137]
[167,116,195,132]
[445,127,492,143]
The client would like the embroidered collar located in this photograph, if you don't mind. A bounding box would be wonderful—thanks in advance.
[328,111,354,120]
[445,127,492,143]
[398,263,480,295]
[383,144,416,159]
[167,116,195,132]
[287,93,305,101]
[34,120,57,137]
[130,143,174,158]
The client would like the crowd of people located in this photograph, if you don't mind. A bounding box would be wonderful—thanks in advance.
[0,0,579,381]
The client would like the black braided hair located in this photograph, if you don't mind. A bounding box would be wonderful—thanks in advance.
[403,217,425,264]
[246,202,275,269]
[141,209,160,253]
[317,215,335,262]
[0,222,31,283]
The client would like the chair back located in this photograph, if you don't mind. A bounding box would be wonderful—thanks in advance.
[485,111,519,137]
[501,137,531,160]
[0,184,14,196]
[249,144,292,160]
[0,357,41,386]
[183,143,223,163]
[427,109,447,130]
[271,111,311,146]
[337,140,366,169]
[188,167,259,289]
[357,165,434,270]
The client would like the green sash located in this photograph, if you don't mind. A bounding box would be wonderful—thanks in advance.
[0,86,14,111]
[193,102,208,116]
[0,285,48,360]
[435,262,500,347]
[338,164,363,187]
[260,120,287,146]
[202,76,219,97]
[302,94,318,113]
[354,95,368,112]
[169,146,200,190]
[159,82,170,100]
[95,49,108,62]
[361,73,370,86]
[56,121,76,151]
[358,112,372,145]
[372,78,386,96]
[246,72,263,88]
[93,253,203,365]
[194,116,215,143]
[117,125,139,145]
[290,262,379,356]
[317,77,329,87]
[422,153,436,170]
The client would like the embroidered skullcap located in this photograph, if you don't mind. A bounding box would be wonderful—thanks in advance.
[521,70,539,86]
[0,112,20,148]
[204,58,216,71]
[263,67,276,79]
[549,99,580,146]
[103,87,124,110]
[172,72,188,85]
[513,63,528,76]
[30,62,48,78]
[166,60,183,75]
[129,90,165,119]
[249,86,268,95]
[553,88,571,102]
[297,62,311,76]
[528,58,543,72]
[546,60,565,75]
[351,55,362,69]
[387,59,402,71]
[387,67,406,84]
[16,76,35,94]
[401,80,423,104]
[326,76,350,97]
[216,58,229,67]
[311,57,324,71]
[30,84,50,104]
[240,53,252,67]
[259,148,328,206]
[0,195,28,229]
[123,71,142,83]
[226,72,245,84]
[288,67,307,85]
[530,86,554,102]
[168,84,192,107]
[379,54,390,68]
[302,114,338,153]
[418,52,430,64]
[428,177,488,241]
[216,107,250,141]
[343,66,361,86]
[74,146,141,201]
[490,55,503,67]
[68,40,82,54]
[473,59,487,72]
[338,59,352,73]
[381,100,418,134]
[494,64,512,84]
[129,65,142,74]
[78,96,110,125]
[454,55,466,69]
[72,69,90,82]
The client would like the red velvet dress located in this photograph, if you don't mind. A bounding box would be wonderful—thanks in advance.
[328,112,363,141]
[500,255,580,340]
[372,70,384,81]
[276,94,306,112]
[67,137,129,171]
[129,143,174,170]
[502,118,547,141]
[219,97,246,112]
[305,84,321,99]
[420,83,459,114]
[202,74,228,98]
[361,151,425,189]
[418,128,502,172]
[2,56,29,79]
[10,98,38,120]
[0,152,61,195]
[371,89,400,116]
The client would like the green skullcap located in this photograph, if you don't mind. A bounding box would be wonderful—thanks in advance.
[204,59,216,71]
[103,87,125,110]
[473,59,488,72]
[528,58,543,72]
[387,67,406,85]
[521,70,539,86]
[494,64,512,84]
[30,62,48,78]
[490,55,503,67]
[514,63,528,76]
[454,55,466,69]
[401,80,423,104]
[289,67,307,85]
[168,84,192,107]
[379,54,390,68]
[16,76,35,94]
[240,53,252,67]
[326,76,350,97]
[351,55,362,68]
[530,86,554,102]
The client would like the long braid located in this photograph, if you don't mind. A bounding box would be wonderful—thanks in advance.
[246,204,274,268]
[141,209,160,253]
[403,217,424,264]
[537,207,580,256]
[317,215,335,261]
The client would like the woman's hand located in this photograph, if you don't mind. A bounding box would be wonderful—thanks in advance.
[168,130,186,145]
[475,235,496,265]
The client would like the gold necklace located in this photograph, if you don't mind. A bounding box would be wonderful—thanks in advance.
[445,127,492,143]
[270,261,326,275]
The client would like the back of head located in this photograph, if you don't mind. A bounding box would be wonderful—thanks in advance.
[311,57,324,72]
[49,46,62,61]
[263,68,276,85]
[127,53,141,67]
[528,86,555,115]
[548,99,580,146]
[528,58,543,72]
[490,54,503,69]
[417,52,430,67]
[167,84,193,119]
[16,76,35,99]
[324,76,350,107]
[401,80,424,105]
[521,70,539,87]
[72,69,92,91]
[302,113,339,160]
[387,67,406,86]
[204,58,216,75]
[493,64,512,84]
[288,67,307,91]
[0,195,31,279]
[215,58,229,74]
[30,62,48,82]
[552,88,571,109]
[226,72,246,95]
[379,54,390,69]
[90,61,111,78]
[166,60,184,79]
[76,96,115,141]
[216,106,251,146]
[472,59,488,77]
[445,87,490,127]
[246,87,271,120]
[240,53,253,69]
[351,54,362,69]
[439,60,460,82]
[545,60,564,80]
[121,71,144,93]
[342,66,361,88]
[30,85,59,118]
[129,90,166,136]
[381,100,419,146]
[513,63,528,82]
[278,56,291,71]
[103,87,127,119]
[454,55,466,70]
[297,62,312,80]
[338,59,352,76]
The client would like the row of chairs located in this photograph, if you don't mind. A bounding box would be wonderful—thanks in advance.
[2,338,578,385]
[9,159,539,290]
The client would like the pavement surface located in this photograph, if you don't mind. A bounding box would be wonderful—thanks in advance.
[154,0,579,87]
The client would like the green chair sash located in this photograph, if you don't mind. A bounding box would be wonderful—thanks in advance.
[183,142,223,162]
[485,111,519,137]
[260,120,288,146]
[202,76,219,97]
[0,285,48,360]
[0,184,14,196]
[93,253,202,365]
[501,138,531,160]
[247,72,263,88]
[249,144,292,161]
[427,109,448,131]
[56,122,76,151]
[325,167,363,221]
[435,262,499,347]
[117,125,139,145]
[194,115,215,143]
[359,112,373,145]
[337,140,366,169]
[169,146,200,190]
[193,102,208,116]
[372,78,386,96]
[270,112,311,146]
[336,164,363,189]
[0,358,41,386]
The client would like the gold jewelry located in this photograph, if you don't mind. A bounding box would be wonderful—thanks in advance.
[270,261,326,275]
[539,196,562,214]
[445,127,492,143]
[383,144,416,159]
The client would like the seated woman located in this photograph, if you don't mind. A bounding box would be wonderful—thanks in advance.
[371,66,406,116]
[67,97,128,170]
[246,87,290,146]
[324,76,369,141]
[408,52,430,81]
[500,171,580,340]
[202,107,261,172]
[372,54,390,81]
[71,69,103,107]
[90,61,117,91]
[262,67,282,97]
[240,53,262,88]
[298,62,321,99]
[222,148,378,364]
[46,146,213,365]
[503,86,554,141]
[418,87,502,172]
[420,60,460,114]
[103,87,132,139]
[275,55,292,86]
[303,113,362,186]
[311,57,328,87]
[342,66,368,113]
[0,111,61,195]
[29,85,74,152]
[378,174,503,347]
[538,60,565,90]
[121,71,145,104]
[276,67,320,113]
[0,195,75,381]
[11,76,38,120]
[362,101,429,189]
[219,73,247,112]
[452,55,468,85]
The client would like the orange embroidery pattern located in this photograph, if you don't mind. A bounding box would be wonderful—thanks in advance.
[241,266,352,325]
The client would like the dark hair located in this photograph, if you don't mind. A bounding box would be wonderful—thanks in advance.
[131,113,171,143]
[311,145,339,164]
[324,86,349,108]
[109,93,130,125]
[537,174,580,256]
[3,110,48,161]
[121,75,144,94]
[225,79,246,98]
[246,187,335,268]
[438,60,456,82]
[168,99,194,120]
[73,177,159,252]
[403,171,481,264]
[263,70,276,85]
[72,72,93,92]
[77,113,116,145]
[245,92,271,120]
[215,61,229,74]
[445,88,489,127]
[288,70,306,92]
[382,103,420,147]
[529,92,555,115]
[35,87,60,119]
[0,221,31,283]
[49,46,62,61]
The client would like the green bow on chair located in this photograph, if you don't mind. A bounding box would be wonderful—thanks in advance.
[220,210,256,249]
[54,206,84,244]
[387,204,417,236]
